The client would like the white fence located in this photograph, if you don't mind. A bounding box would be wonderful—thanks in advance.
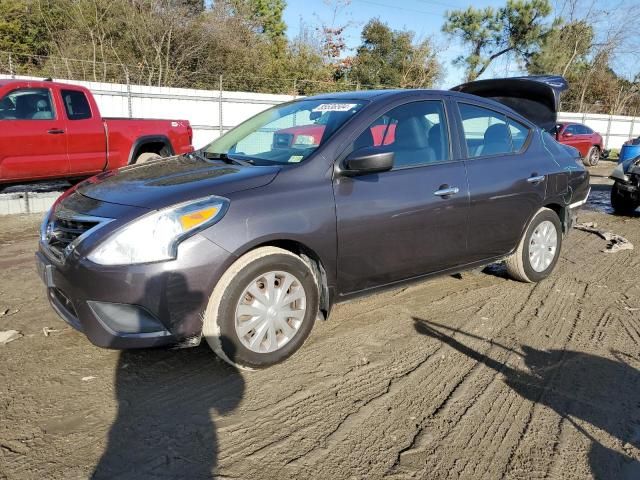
[2,74,639,150]
[557,112,640,151]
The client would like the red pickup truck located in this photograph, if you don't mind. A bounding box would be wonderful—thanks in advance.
[272,111,396,149]
[0,79,193,184]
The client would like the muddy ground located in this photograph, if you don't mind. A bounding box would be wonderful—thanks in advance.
[0,162,639,480]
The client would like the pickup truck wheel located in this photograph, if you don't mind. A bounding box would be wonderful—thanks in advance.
[611,181,638,215]
[202,247,319,370]
[135,152,161,164]
[584,146,600,166]
[136,152,162,165]
[505,208,562,283]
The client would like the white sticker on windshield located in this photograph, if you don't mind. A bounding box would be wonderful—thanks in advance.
[312,103,357,112]
[288,155,304,163]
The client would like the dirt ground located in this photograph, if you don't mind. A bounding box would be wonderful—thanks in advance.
[1,162,639,480]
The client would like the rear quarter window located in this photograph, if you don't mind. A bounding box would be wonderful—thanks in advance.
[507,118,530,152]
[61,90,92,120]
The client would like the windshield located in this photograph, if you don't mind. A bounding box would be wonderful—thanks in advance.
[203,99,365,165]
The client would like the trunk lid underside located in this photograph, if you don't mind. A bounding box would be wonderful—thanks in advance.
[451,75,568,132]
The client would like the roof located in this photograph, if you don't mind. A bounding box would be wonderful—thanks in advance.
[0,78,87,90]
[306,89,440,101]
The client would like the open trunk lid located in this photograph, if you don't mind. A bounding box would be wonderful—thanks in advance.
[451,75,568,131]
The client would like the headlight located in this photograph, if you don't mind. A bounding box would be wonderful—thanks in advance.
[610,162,629,183]
[87,196,228,265]
[294,135,316,146]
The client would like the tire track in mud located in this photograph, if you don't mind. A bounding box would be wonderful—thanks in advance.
[389,272,591,479]
[265,287,539,478]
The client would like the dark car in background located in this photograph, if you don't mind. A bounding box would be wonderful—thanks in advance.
[552,122,604,166]
[610,155,640,214]
[36,75,590,370]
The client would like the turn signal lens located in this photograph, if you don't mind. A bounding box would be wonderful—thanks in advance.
[179,206,221,231]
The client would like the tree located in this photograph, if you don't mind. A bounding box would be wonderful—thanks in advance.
[443,0,552,81]
[0,0,54,71]
[229,0,286,43]
[350,19,441,88]
[527,20,593,77]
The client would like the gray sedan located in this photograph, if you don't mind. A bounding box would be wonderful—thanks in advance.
[37,75,590,369]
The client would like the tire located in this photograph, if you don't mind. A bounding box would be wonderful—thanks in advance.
[135,152,161,164]
[611,181,638,215]
[584,146,600,166]
[505,207,563,283]
[202,247,319,370]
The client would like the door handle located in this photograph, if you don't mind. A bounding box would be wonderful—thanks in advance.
[527,175,545,184]
[47,129,65,135]
[433,186,460,197]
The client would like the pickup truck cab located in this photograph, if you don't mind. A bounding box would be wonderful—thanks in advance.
[0,79,193,184]
[273,111,396,149]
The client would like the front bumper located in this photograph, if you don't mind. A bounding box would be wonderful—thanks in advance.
[37,234,235,349]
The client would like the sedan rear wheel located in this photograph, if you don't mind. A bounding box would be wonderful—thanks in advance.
[202,247,319,370]
[505,207,563,283]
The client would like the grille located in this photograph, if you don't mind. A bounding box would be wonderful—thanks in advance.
[45,216,99,260]
[50,288,77,318]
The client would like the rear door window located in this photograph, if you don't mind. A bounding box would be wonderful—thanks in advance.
[0,88,55,120]
[61,90,92,120]
[458,103,512,157]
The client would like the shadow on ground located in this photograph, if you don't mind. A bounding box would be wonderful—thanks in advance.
[92,345,244,479]
[92,272,245,479]
[413,317,640,480]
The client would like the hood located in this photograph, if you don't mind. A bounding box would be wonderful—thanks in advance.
[77,155,281,210]
[611,155,640,182]
[452,75,568,131]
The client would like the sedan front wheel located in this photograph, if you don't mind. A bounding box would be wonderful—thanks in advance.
[202,246,319,370]
[505,207,563,283]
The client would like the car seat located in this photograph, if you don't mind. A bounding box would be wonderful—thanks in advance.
[479,123,511,156]
[32,99,52,119]
[393,116,435,167]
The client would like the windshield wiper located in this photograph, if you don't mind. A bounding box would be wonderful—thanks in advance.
[187,150,210,162]
[205,152,254,167]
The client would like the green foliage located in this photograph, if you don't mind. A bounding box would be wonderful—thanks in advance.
[527,20,593,76]
[443,0,551,81]
[350,19,441,88]
[0,0,52,62]
[230,0,287,42]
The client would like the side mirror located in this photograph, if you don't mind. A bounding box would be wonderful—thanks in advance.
[563,132,573,138]
[343,148,394,176]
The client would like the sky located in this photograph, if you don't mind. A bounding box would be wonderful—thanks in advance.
[282,0,640,88]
